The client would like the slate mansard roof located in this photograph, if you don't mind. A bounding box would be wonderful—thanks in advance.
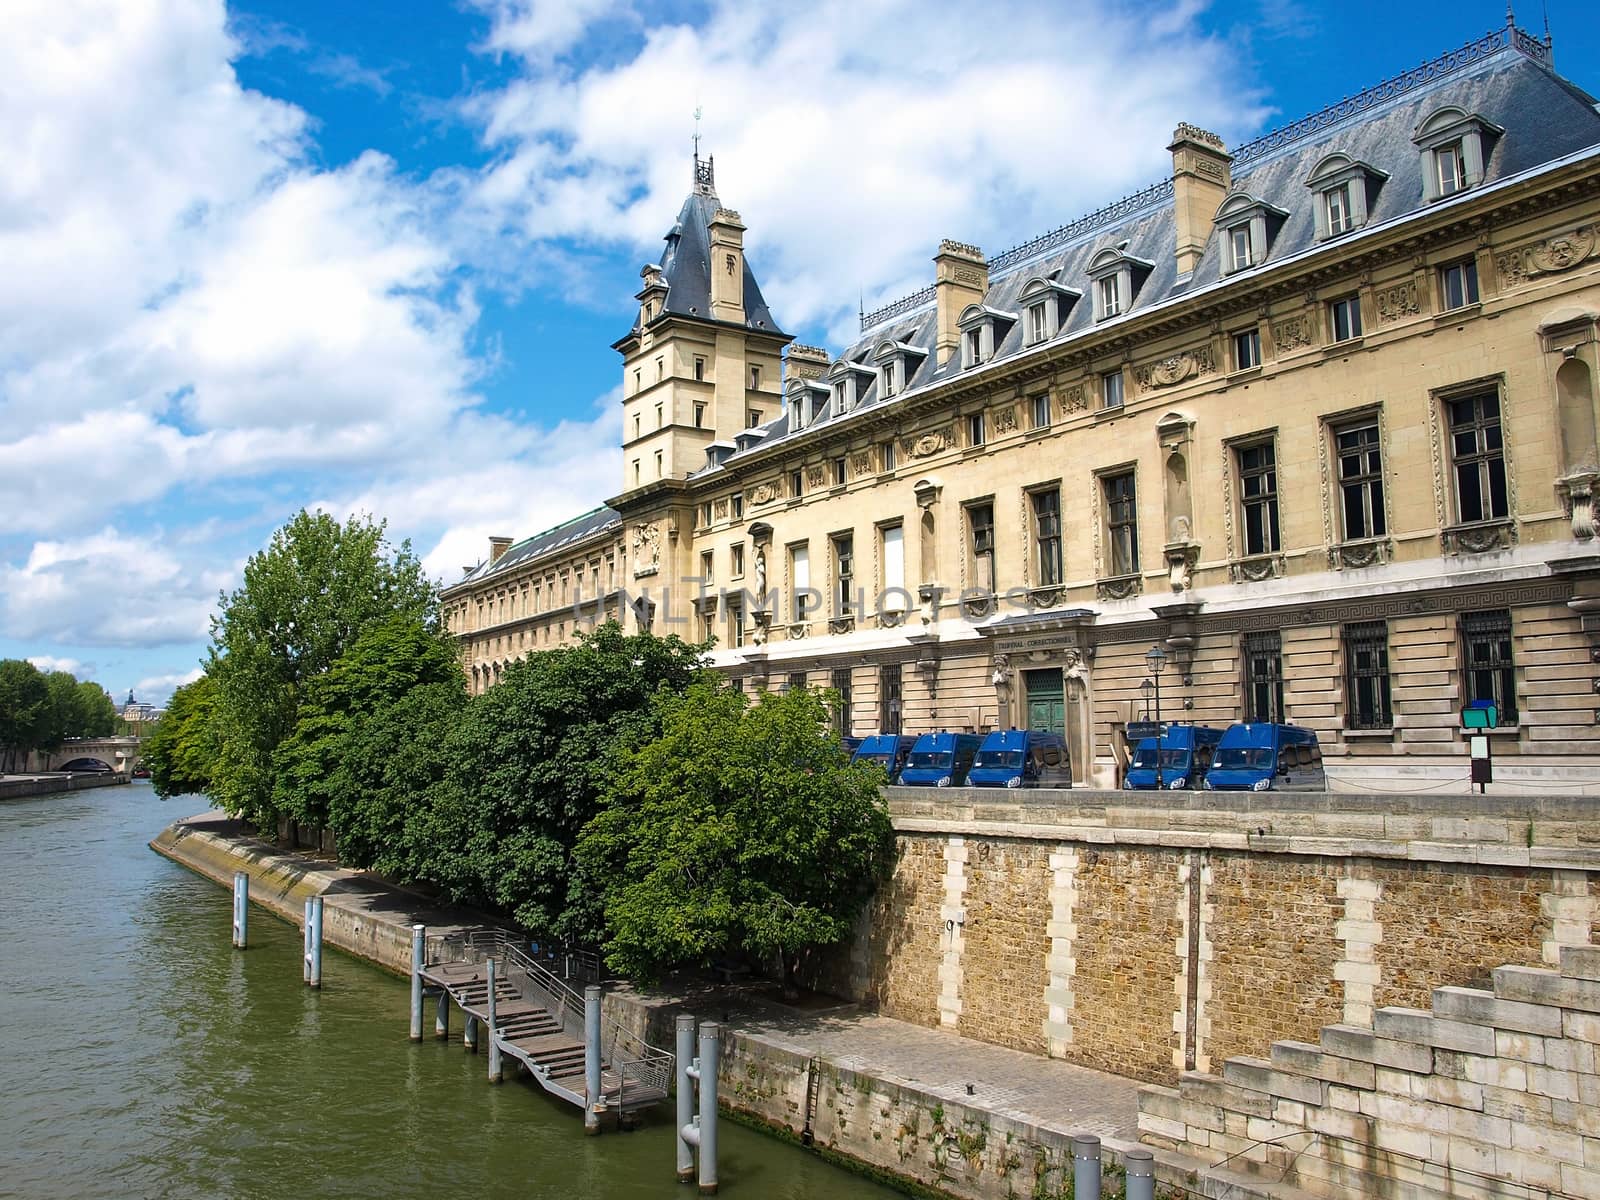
[457,505,621,586]
[694,26,1600,475]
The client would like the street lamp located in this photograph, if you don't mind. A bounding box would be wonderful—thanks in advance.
[1145,644,1169,789]
[1139,678,1153,718]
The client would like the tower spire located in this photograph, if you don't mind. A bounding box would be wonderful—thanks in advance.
[691,106,716,196]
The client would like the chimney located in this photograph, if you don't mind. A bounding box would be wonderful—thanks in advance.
[708,207,747,325]
[488,536,513,565]
[934,240,988,366]
[1168,124,1232,276]
[785,344,830,382]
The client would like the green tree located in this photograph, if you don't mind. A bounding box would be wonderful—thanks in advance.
[270,614,465,856]
[439,622,709,941]
[578,682,895,994]
[76,681,117,738]
[34,671,89,754]
[0,659,48,772]
[207,510,434,830]
[144,675,220,797]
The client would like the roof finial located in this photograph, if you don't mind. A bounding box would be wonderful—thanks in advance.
[1543,0,1552,52]
[1505,2,1515,28]
[693,105,702,161]
[691,106,716,196]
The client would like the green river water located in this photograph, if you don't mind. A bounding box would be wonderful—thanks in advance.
[0,783,902,1200]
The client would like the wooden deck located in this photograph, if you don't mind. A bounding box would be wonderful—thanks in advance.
[418,959,668,1114]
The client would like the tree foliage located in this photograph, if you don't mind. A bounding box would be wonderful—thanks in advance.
[144,676,220,798]
[0,659,120,772]
[0,659,49,772]
[578,682,895,991]
[206,510,434,829]
[434,622,710,941]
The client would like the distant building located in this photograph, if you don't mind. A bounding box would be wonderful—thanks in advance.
[120,692,161,725]
[442,21,1600,790]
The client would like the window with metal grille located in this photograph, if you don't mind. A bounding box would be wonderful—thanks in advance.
[969,503,996,592]
[832,668,852,736]
[879,663,902,733]
[1103,472,1138,577]
[1447,391,1508,523]
[788,671,807,693]
[1243,631,1284,723]
[1033,488,1063,586]
[1237,441,1280,556]
[1335,422,1386,540]
[1461,609,1516,724]
[1343,621,1392,729]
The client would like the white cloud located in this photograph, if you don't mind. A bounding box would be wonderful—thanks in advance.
[27,654,87,676]
[463,0,1270,341]
[133,667,205,707]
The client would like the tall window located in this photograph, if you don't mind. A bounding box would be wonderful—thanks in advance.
[881,440,897,472]
[1103,472,1138,577]
[787,671,808,693]
[880,523,906,608]
[790,543,810,620]
[729,598,745,647]
[694,403,706,427]
[694,356,706,381]
[1436,141,1466,196]
[1336,422,1386,540]
[965,328,984,366]
[882,360,897,397]
[1324,183,1353,236]
[750,365,761,389]
[879,663,902,733]
[1461,609,1516,724]
[700,549,713,581]
[1243,631,1284,723]
[748,409,762,427]
[1343,621,1392,729]
[731,543,745,577]
[1438,258,1480,311]
[1447,391,1508,524]
[969,503,996,592]
[1097,275,1122,319]
[1329,295,1363,342]
[832,533,854,615]
[1233,327,1261,371]
[831,668,853,736]
[1101,369,1124,410]
[1028,302,1048,344]
[967,411,986,447]
[1228,225,1253,272]
[1237,441,1280,556]
[1031,393,1051,430]
[731,493,744,520]
[1033,488,1063,586]
[831,457,847,486]
[790,468,804,498]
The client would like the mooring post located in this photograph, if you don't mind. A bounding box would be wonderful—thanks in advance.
[231,871,248,949]
[409,924,425,1041]
[307,896,323,988]
[435,986,450,1039]
[696,1022,719,1195]
[1124,1148,1155,1200]
[675,1014,696,1182]
[302,898,313,982]
[464,1013,478,1053]
[487,957,503,1083]
[1072,1135,1102,1200]
[583,985,603,1136]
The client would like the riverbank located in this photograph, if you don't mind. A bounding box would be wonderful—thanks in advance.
[151,809,1304,1200]
[1,772,127,800]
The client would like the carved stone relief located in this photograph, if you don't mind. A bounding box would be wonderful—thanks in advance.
[1497,225,1598,285]
[1135,344,1215,393]
[993,405,1019,434]
[903,427,955,459]
[1272,315,1313,352]
[1061,386,1088,414]
[713,498,729,519]
[850,451,873,476]
[747,480,781,506]
[1375,281,1420,324]
[806,464,826,489]
[631,522,661,577]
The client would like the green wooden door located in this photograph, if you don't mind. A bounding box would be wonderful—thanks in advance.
[1023,669,1066,734]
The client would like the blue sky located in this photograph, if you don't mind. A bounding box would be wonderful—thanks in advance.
[2,0,1596,705]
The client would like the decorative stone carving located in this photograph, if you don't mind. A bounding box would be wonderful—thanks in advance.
[850,451,873,476]
[1229,554,1284,584]
[713,498,730,519]
[991,654,1012,688]
[903,428,954,459]
[1061,386,1088,414]
[1559,473,1600,542]
[828,614,855,635]
[1164,541,1200,591]
[918,582,940,626]
[1375,281,1420,324]
[1272,316,1313,352]
[993,406,1019,434]
[1330,538,1392,570]
[1028,585,1064,609]
[631,522,661,577]
[962,593,996,620]
[1096,575,1142,602]
[1441,521,1515,555]
[806,464,826,489]
[1135,345,1215,393]
[1498,226,1597,285]
[747,480,781,506]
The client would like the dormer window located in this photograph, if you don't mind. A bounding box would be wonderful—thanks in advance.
[872,339,927,399]
[957,304,1016,369]
[826,359,875,417]
[1087,245,1153,322]
[1413,106,1502,203]
[1305,153,1387,240]
[1213,192,1289,276]
[786,378,829,430]
[1018,275,1081,346]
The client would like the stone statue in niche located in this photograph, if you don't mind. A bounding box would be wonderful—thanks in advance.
[754,545,768,600]
[991,654,1011,689]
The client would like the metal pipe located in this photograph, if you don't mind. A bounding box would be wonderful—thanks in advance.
[231,872,248,949]
[435,986,449,1039]
[1072,1134,1101,1200]
[463,1013,478,1052]
[675,1014,696,1182]
[409,924,425,1041]
[307,896,323,988]
[697,1023,719,1195]
[1124,1148,1155,1200]
[487,957,502,1083]
[303,898,313,982]
[584,985,603,1136]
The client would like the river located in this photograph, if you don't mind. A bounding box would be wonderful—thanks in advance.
[0,783,901,1199]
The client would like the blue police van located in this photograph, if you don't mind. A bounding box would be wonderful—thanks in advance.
[849,733,917,783]
[968,729,1072,789]
[1124,725,1225,790]
[899,732,983,788]
[1203,723,1326,791]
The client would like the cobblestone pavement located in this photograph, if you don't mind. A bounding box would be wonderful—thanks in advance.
[716,997,1144,1146]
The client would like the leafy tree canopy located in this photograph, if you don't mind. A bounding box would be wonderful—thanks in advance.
[438,622,710,941]
[578,682,894,993]
[0,659,49,772]
[144,675,220,798]
[0,660,120,771]
[206,510,434,829]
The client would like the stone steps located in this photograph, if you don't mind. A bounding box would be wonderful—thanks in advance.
[1137,944,1600,1198]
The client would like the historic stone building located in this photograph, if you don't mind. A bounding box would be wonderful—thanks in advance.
[442,21,1600,790]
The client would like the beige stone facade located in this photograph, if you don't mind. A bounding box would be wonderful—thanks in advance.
[443,27,1600,790]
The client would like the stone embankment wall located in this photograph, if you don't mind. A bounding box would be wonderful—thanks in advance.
[0,773,127,800]
[1139,945,1600,1199]
[817,788,1600,1087]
